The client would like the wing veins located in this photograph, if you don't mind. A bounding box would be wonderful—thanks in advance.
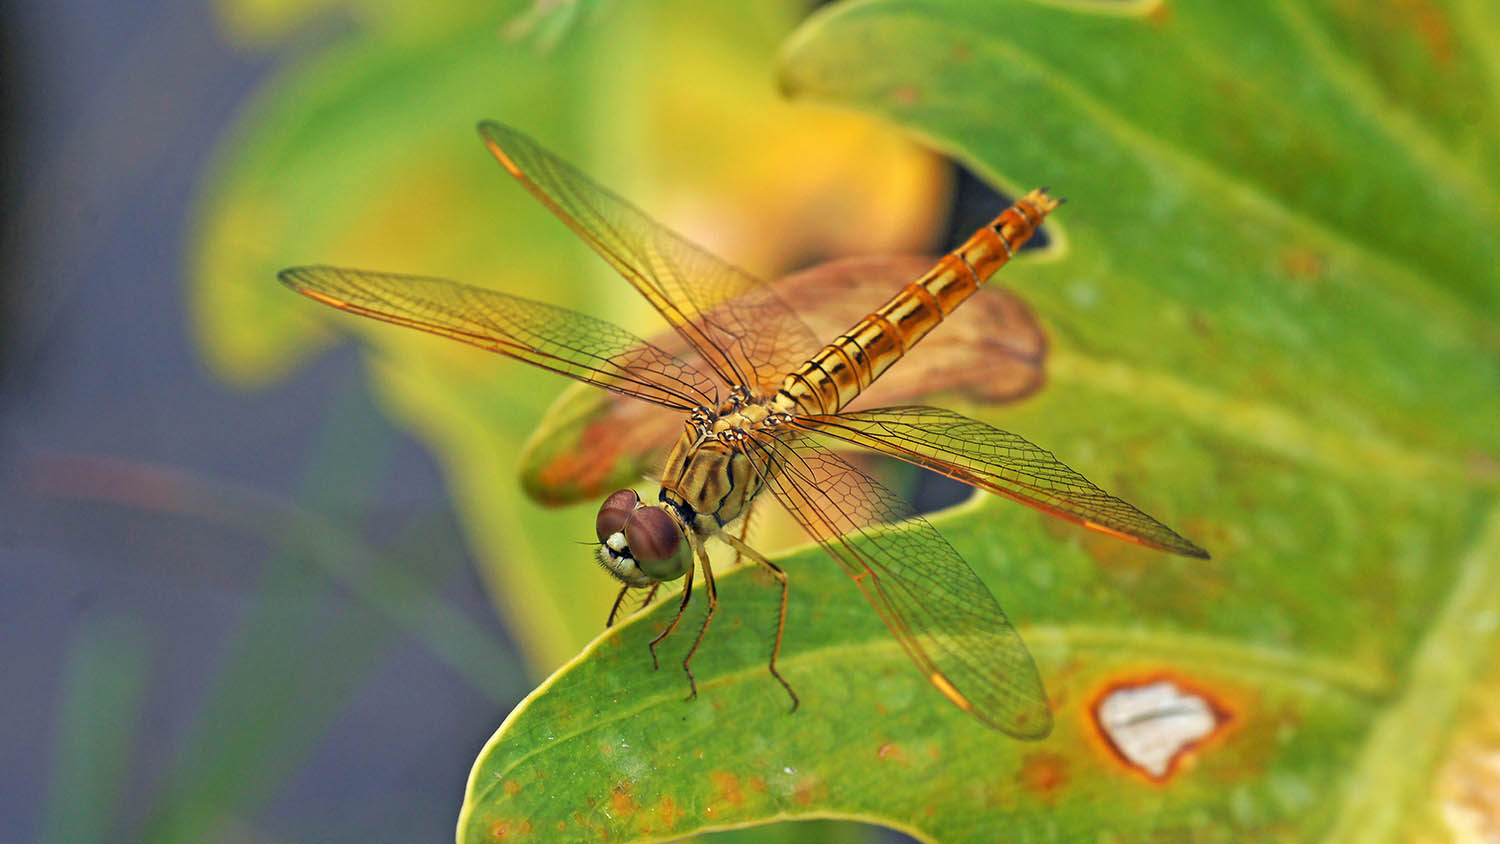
[279,266,713,411]
[741,430,1051,737]
[794,407,1208,558]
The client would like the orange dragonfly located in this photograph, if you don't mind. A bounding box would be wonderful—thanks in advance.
[517,253,1050,509]
[280,122,1208,739]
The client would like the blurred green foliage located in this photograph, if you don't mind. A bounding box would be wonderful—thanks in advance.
[190,0,1500,841]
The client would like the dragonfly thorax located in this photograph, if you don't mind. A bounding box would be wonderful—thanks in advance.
[658,401,781,530]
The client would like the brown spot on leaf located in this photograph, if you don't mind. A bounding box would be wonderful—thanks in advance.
[1468,451,1500,483]
[657,796,679,830]
[1394,0,1454,64]
[1280,246,1327,282]
[1146,1,1172,26]
[502,779,521,797]
[748,776,767,793]
[794,776,823,805]
[876,741,909,766]
[1017,751,1069,801]
[710,771,744,806]
[488,818,533,839]
[893,86,921,106]
[611,783,636,816]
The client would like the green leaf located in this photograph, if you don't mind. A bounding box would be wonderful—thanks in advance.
[459,0,1500,840]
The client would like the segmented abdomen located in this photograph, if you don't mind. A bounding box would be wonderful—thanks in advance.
[776,188,1060,416]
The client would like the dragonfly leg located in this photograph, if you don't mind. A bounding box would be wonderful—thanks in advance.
[726,504,755,567]
[717,529,798,713]
[648,560,694,672]
[606,583,663,627]
[606,584,631,627]
[637,582,661,611]
[677,536,719,702]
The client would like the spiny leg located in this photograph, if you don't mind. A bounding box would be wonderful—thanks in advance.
[648,559,694,671]
[678,534,720,702]
[636,582,661,611]
[606,584,631,627]
[606,583,663,628]
[719,529,798,712]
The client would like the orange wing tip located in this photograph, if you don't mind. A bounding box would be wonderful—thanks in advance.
[1080,518,1210,560]
[928,672,973,712]
[476,123,526,178]
[296,288,352,309]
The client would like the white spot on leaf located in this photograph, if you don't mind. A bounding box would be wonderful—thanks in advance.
[1096,680,1221,779]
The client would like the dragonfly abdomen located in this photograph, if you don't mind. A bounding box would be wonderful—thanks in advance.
[776,189,1060,416]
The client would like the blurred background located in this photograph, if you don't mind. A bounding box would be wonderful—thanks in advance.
[2,2,526,842]
[1,0,963,841]
[6,0,1499,841]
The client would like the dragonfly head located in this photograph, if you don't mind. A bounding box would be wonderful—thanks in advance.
[594,489,692,585]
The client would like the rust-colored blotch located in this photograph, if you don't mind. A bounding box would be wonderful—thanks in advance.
[657,795,679,830]
[1280,247,1328,281]
[876,741,910,766]
[710,771,744,806]
[1017,751,1069,800]
[487,818,533,839]
[611,783,636,816]
[794,776,822,806]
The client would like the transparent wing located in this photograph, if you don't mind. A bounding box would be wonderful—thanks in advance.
[742,428,1051,738]
[279,266,715,411]
[519,255,1049,507]
[794,406,1208,558]
[478,121,822,394]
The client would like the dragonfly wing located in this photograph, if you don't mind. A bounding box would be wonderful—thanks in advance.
[478,121,822,394]
[743,428,1051,738]
[518,255,1048,507]
[795,406,1208,558]
[279,266,715,411]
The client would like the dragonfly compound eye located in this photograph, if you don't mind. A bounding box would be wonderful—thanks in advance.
[595,488,642,545]
[624,506,691,581]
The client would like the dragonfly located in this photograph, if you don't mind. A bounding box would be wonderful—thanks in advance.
[280,121,1208,739]
[516,253,1049,509]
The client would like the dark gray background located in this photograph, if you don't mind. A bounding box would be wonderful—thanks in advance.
[1,3,528,840]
